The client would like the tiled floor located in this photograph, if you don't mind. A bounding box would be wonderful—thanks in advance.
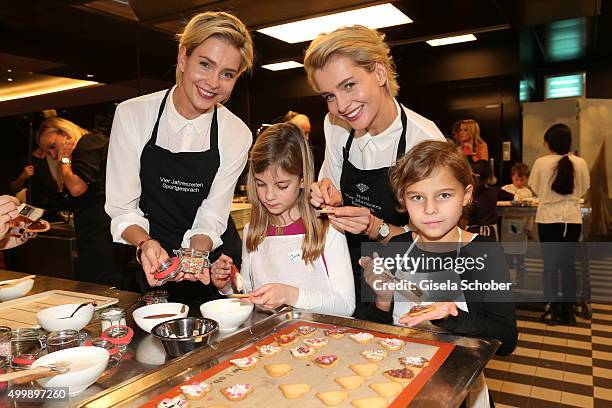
[486,303,612,408]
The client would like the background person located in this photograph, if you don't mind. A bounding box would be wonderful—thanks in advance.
[454,119,488,163]
[529,124,590,326]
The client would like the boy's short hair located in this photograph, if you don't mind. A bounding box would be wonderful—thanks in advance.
[389,140,474,212]
[510,162,530,178]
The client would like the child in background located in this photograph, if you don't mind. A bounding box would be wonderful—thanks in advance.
[360,140,517,408]
[467,160,514,241]
[502,163,534,201]
[501,163,535,287]
[210,123,355,316]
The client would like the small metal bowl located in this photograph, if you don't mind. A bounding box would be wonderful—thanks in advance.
[151,317,218,357]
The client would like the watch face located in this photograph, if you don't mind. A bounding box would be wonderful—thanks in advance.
[379,222,390,238]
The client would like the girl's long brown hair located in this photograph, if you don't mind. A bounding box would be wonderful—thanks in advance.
[246,123,328,263]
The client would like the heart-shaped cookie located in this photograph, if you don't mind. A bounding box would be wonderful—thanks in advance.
[316,390,349,407]
[349,363,379,377]
[279,383,311,399]
[264,364,293,377]
[369,381,403,397]
[334,375,366,390]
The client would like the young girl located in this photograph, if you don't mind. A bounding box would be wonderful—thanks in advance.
[361,140,517,408]
[211,123,355,316]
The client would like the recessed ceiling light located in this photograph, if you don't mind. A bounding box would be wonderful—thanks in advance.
[262,61,304,71]
[86,74,94,78]
[7,78,13,82]
[7,69,12,73]
[257,3,412,44]
[0,77,99,102]
[426,34,477,47]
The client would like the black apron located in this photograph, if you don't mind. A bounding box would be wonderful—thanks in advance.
[339,105,409,319]
[138,89,241,308]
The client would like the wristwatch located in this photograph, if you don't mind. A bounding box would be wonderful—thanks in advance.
[60,157,71,165]
[377,221,390,240]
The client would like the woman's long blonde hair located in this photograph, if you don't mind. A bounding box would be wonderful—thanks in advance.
[246,123,328,263]
[459,119,486,149]
[36,117,88,144]
[304,25,399,97]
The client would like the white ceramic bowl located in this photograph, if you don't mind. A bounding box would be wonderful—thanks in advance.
[0,279,34,301]
[135,334,166,366]
[36,303,94,332]
[200,298,253,331]
[31,346,109,396]
[132,303,189,333]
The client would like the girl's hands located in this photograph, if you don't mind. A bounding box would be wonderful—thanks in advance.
[310,178,342,208]
[248,284,298,310]
[210,254,233,289]
[0,195,20,237]
[398,302,459,327]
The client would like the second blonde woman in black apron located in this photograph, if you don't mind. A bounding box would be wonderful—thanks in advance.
[105,12,253,308]
[304,25,445,319]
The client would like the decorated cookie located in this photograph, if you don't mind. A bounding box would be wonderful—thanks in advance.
[349,332,374,344]
[314,354,341,368]
[296,325,318,336]
[407,304,435,317]
[279,383,311,399]
[221,384,253,401]
[351,397,388,408]
[290,345,315,360]
[324,328,347,339]
[179,381,211,400]
[334,375,366,390]
[257,344,281,357]
[349,363,379,377]
[276,334,297,346]
[361,349,388,362]
[399,356,430,368]
[157,395,189,408]
[264,363,293,377]
[369,382,404,397]
[383,368,414,384]
[316,390,349,407]
[303,337,328,348]
[230,357,258,370]
[379,338,405,351]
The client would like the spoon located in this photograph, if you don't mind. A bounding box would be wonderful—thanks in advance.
[58,301,96,319]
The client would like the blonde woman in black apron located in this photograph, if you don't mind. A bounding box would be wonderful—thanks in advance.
[303,25,445,319]
[105,12,253,307]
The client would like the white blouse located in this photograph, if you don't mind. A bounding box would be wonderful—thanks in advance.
[528,154,590,224]
[105,86,252,250]
[318,100,445,188]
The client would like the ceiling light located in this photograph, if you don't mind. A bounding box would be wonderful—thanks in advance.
[426,34,477,47]
[257,4,412,44]
[7,69,12,73]
[262,61,304,71]
[86,74,94,78]
[0,76,99,102]
[7,78,13,82]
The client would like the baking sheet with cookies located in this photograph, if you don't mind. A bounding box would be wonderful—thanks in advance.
[142,322,454,408]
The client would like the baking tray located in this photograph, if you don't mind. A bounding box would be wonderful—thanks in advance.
[0,290,119,329]
[77,310,499,408]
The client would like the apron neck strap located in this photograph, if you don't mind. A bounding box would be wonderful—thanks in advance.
[149,89,172,146]
[408,226,463,258]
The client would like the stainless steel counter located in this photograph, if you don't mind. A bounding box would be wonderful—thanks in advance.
[0,271,499,407]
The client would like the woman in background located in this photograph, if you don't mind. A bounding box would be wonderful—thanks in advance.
[454,119,488,163]
[529,124,590,326]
